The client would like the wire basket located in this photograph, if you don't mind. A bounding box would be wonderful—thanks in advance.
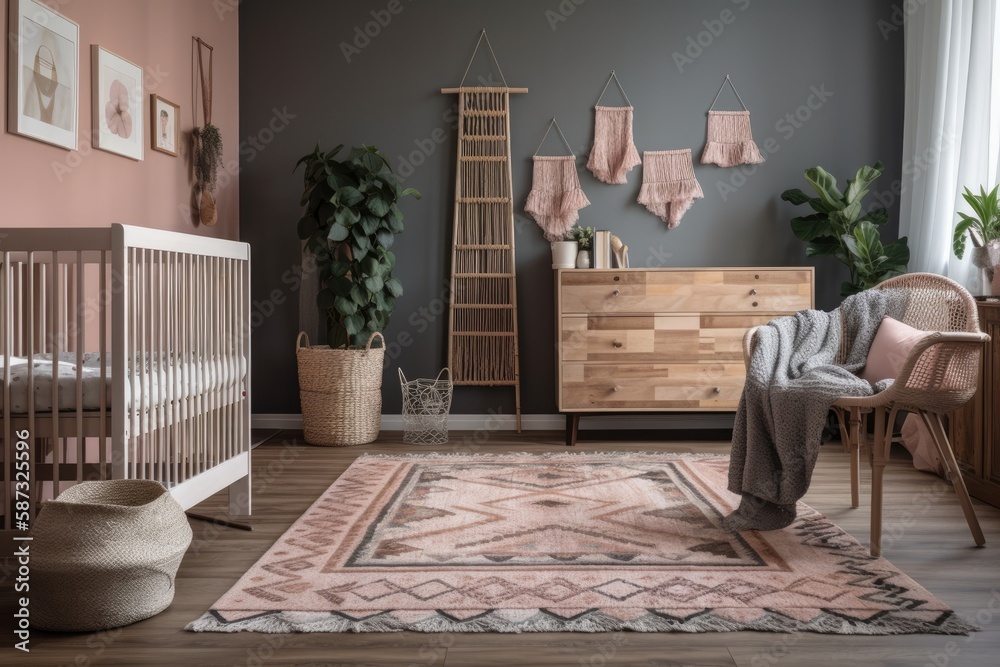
[399,367,453,445]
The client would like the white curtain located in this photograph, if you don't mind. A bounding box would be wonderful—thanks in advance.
[900,0,1000,291]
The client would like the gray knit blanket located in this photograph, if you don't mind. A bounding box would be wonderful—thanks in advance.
[724,289,909,532]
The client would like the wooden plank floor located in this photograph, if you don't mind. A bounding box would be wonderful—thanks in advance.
[2,429,999,666]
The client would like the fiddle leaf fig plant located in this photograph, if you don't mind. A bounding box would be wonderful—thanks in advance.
[782,161,909,297]
[295,144,421,349]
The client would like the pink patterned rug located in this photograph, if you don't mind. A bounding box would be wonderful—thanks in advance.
[188,452,974,634]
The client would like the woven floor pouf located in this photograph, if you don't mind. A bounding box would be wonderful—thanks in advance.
[30,480,192,631]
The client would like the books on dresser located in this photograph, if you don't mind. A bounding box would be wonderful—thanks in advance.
[593,230,611,269]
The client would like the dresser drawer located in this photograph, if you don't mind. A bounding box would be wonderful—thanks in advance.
[560,363,745,410]
[561,314,774,363]
[559,269,813,315]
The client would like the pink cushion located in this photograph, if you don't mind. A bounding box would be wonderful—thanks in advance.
[858,316,930,383]
[901,414,945,476]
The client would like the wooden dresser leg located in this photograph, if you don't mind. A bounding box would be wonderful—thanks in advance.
[566,414,580,446]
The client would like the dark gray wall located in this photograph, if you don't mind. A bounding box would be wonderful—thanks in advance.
[239,0,905,415]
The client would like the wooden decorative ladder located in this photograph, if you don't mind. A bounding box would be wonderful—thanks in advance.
[442,32,526,431]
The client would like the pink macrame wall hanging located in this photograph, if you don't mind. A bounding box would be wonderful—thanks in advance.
[701,75,765,168]
[525,118,591,241]
[587,71,641,184]
[637,149,704,229]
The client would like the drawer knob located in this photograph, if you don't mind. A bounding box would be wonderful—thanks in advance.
[612,289,621,297]
[713,387,722,394]
[613,385,622,393]
[612,340,623,349]
[752,301,759,307]
[754,274,760,279]
[749,289,758,296]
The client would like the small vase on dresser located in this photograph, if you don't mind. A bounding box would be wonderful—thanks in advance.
[576,249,591,269]
[551,241,578,269]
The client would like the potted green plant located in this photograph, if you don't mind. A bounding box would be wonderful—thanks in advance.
[782,161,910,296]
[294,144,420,446]
[953,184,1000,294]
[569,225,594,268]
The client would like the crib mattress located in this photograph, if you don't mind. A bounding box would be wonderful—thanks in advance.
[1,353,247,415]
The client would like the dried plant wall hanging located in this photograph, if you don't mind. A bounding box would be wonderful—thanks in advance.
[637,149,704,229]
[587,71,641,184]
[701,75,765,168]
[525,118,590,241]
[193,37,221,226]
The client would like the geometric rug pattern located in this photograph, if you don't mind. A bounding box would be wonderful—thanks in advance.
[188,452,975,634]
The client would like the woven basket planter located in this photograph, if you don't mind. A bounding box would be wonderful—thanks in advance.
[29,480,192,632]
[297,331,385,446]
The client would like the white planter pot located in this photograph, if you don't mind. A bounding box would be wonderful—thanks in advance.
[551,241,579,269]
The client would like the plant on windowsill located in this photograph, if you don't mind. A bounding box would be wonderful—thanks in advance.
[782,161,910,297]
[953,184,1000,295]
[569,225,594,268]
[293,144,421,446]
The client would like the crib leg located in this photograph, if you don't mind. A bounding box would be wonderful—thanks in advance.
[228,473,251,517]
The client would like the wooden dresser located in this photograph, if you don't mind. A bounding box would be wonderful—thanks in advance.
[950,299,1000,508]
[556,267,815,445]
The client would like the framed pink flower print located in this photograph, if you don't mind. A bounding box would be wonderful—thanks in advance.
[92,45,143,160]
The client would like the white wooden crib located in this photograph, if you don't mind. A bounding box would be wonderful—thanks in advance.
[1,224,251,529]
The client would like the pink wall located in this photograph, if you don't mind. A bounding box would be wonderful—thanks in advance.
[0,0,239,240]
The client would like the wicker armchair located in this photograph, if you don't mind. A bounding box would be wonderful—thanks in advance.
[743,273,989,556]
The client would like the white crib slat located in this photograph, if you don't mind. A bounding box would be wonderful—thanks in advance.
[223,258,232,464]
[76,252,85,487]
[183,253,191,484]
[26,252,36,523]
[205,254,212,476]
[128,246,138,482]
[161,251,167,487]
[237,250,250,474]
[211,256,220,471]
[160,250,167,486]
[2,251,11,529]
[170,252,184,483]
[144,249,153,481]
[12,263,21,356]
[48,252,59,499]
[111,229,128,483]
[196,254,204,477]
[138,248,147,479]
[99,251,107,480]
[165,252,173,489]
[154,250,162,487]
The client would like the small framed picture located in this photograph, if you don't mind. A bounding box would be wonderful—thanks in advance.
[7,0,80,150]
[151,94,180,156]
[92,45,143,160]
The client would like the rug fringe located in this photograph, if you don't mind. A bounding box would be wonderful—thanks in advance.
[185,608,978,635]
